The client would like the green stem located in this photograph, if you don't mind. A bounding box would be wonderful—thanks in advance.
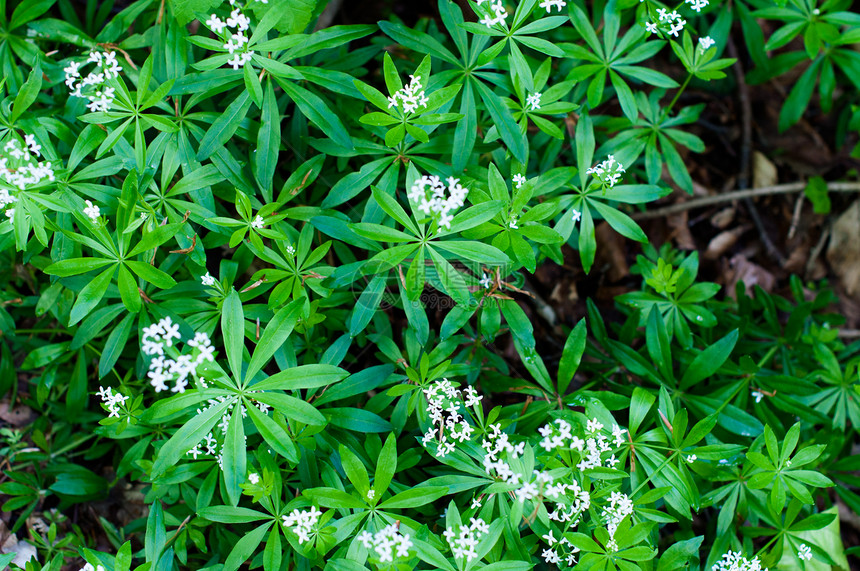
[630,450,678,497]
[664,73,692,118]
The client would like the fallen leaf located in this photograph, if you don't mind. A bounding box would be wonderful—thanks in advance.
[826,200,860,297]
[725,255,776,299]
[0,402,34,427]
[753,151,778,188]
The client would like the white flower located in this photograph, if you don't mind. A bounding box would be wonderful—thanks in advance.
[282,507,322,545]
[508,215,519,229]
[686,454,697,463]
[513,173,526,188]
[686,0,709,12]
[358,523,413,561]
[388,74,429,114]
[366,489,375,501]
[711,550,767,571]
[526,92,541,111]
[699,35,716,50]
[646,21,658,34]
[477,0,508,27]
[542,548,561,564]
[571,209,582,223]
[751,390,764,403]
[83,200,100,222]
[479,273,493,290]
[251,215,264,228]
[539,0,566,12]
[798,544,812,561]
[201,273,216,286]
[542,530,557,546]
[248,472,260,484]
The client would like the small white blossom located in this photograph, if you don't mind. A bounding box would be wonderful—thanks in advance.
[248,472,260,484]
[539,0,566,12]
[83,200,100,222]
[699,35,716,50]
[798,544,812,561]
[479,273,493,290]
[476,0,508,27]
[686,454,697,463]
[686,0,709,12]
[526,92,542,111]
[251,215,264,228]
[282,507,322,545]
[571,209,582,223]
[513,173,526,188]
[201,272,216,286]
[711,550,768,571]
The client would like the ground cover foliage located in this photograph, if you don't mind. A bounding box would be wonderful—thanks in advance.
[0,0,860,569]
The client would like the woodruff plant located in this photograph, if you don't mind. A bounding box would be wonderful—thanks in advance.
[0,0,858,570]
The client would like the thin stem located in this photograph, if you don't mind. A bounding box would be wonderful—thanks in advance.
[663,73,692,118]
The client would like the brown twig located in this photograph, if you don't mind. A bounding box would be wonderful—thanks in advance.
[728,38,786,266]
[632,182,860,220]
[838,329,860,338]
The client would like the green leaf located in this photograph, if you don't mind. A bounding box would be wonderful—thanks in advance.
[151,397,233,477]
[373,434,397,500]
[378,486,448,509]
[679,330,738,390]
[197,91,253,161]
[245,300,304,383]
[245,404,298,462]
[12,60,42,123]
[474,79,527,163]
[222,404,246,506]
[339,444,370,498]
[249,364,348,392]
[223,523,271,571]
[222,289,245,380]
[804,176,831,214]
[251,392,326,426]
[255,78,280,194]
[69,264,116,326]
[558,318,586,394]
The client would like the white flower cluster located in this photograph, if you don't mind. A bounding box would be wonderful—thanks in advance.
[0,136,55,221]
[282,507,322,545]
[526,92,542,111]
[538,418,626,471]
[96,386,129,418]
[539,0,566,12]
[481,422,528,486]
[685,0,709,12]
[541,529,580,566]
[586,155,626,189]
[83,200,100,222]
[251,214,264,229]
[387,74,429,114]
[201,272,216,286]
[602,491,634,551]
[422,379,482,457]
[646,9,686,37]
[142,317,215,393]
[357,523,414,562]
[64,50,122,112]
[798,543,812,561]
[407,175,468,230]
[443,518,489,562]
[81,564,106,571]
[476,0,508,27]
[699,36,716,50]
[711,550,768,571]
[204,0,266,70]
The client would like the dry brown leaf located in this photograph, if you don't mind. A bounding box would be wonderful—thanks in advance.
[752,151,778,188]
[827,200,860,298]
[667,211,695,250]
[0,402,34,427]
[705,225,751,260]
[710,207,736,229]
[725,255,776,298]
